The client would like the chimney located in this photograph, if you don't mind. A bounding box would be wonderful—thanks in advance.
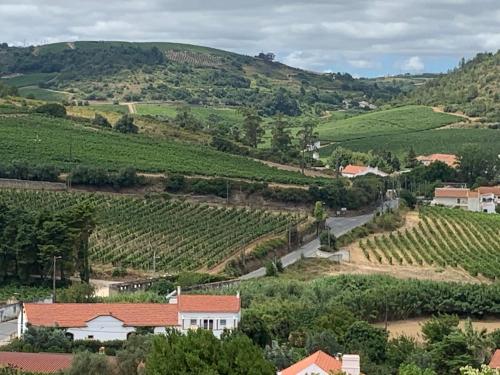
[341,354,360,375]
[177,286,181,296]
[236,291,240,299]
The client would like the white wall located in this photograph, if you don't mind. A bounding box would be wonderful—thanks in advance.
[67,316,135,341]
[179,312,240,338]
[433,197,468,209]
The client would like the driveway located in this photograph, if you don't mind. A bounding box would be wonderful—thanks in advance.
[0,320,17,345]
[240,212,376,280]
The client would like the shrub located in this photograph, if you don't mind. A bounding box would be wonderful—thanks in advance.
[35,103,66,118]
[115,115,138,134]
[92,113,112,128]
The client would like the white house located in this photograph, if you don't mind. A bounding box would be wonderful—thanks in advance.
[340,164,388,178]
[277,350,360,375]
[416,153,458,168]
[18,289,240,340]
[432,187,496,214]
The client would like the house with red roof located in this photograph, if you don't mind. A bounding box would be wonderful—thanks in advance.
[0,352,74,373]
[416,153,458,168]
[18,288,241,341]
[432,187,497,214]
[340,164,388,178]
[277,350,360,375]
[490,349,500,369]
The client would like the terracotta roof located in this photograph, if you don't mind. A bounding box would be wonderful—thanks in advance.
[490,350,500,369]
[435,188,470,198]
[417,153,458,167]
[0,352,73,373]
[342,165,368,175]
[280,351,342,375]
[468,191,479,198]
[178,295,240,313]
[24,303,179,328]
[477,186,500,196]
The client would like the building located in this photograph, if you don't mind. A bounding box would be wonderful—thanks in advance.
[477,186,500,204]
[18,289,241,340]
[0,352,73,373]
[432,187,496,213]
[416,153,458,168]
[490,349,500,369]
[340,164,388,178]
[277,350,360,375]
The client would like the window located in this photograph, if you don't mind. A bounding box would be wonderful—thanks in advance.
[457,198,460,204]
[219,319,226,327]
[87,335,94,340]
[203,319,214,330]
[190,319,197,326]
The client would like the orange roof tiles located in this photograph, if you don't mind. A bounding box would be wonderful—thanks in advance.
[417,153,458,167]
[178,295,240,313]
[280,351,342,375]
[477,186,500,196]
[24,303,179,328]
[342,165,368,175]
[490,350,500,368]
[435,188,470,198]
[0,352,73,373]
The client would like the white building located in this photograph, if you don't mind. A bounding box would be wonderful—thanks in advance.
[277,350,360,375]
[340,164,388,178]
[18,289,240,340]
[432,187,496,214]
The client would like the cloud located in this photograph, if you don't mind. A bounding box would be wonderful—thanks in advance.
[0,0,499,76]
[400,56,425,72]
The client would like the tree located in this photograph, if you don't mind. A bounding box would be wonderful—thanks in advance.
[305,330,342,356]
[115,115,138,134]
[406,147,418,168]
[92,113,112,128]
[422,314,460,345]
[329,147,354,174]
[116,334,152,375]
[399,363,437,375]
[460,365,500,375]
[35,103,66,118]
[313,201,326,235]
[67,351,114,375]
[239,312,272,348]
[270,114,292,154]
[240,108,264,148]
[458,145,499,185]
[174,106,202,131]
[58,282,96,303]
[297,119,319,174]
[345,321,388,364]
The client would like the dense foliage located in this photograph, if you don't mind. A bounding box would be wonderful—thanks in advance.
[0,190,304,272]
[360,207,500,279]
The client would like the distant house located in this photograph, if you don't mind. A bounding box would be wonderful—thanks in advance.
[18,288,241,340]
[477,186,500,205]
[0,352,73,373]
[432,187,496,213]
[277,350,360,375]
[490,349,500,369]
[416,153,458,168]
[358,100,377,110]
[340,164,388,178]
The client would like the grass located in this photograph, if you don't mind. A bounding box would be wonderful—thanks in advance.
[319,128,500,158]
[136,103,243,122]
[1,73,58,88]
[0,113,328,185]
[18,86,68,101]
[316,105,460,142]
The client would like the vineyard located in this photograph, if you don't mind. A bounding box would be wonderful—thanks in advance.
[359,207,500,279]
[0,285,51,302]
[0,190,305,272]
[166,50,223,66]
[0,114,327,185]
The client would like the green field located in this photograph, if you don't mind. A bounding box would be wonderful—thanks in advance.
[88,104,129,114]
[1,73,58,88]
[0,114,328,185]
[18,86,68,101]
[316,105,459,142]
[0,190,304,271]
[319,128,500,158]
[361,207,500,279]
[136,103,243,122]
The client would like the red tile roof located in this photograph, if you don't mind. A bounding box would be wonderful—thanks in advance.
[490,349,500,369]
[477,186,500,196]
[280,351,342,375]
[24,303,179,328]
[417,153,458,167]
[435,188,470,198]
[178,295,240,313]
[342,165,368,175]
[0,352,73,373]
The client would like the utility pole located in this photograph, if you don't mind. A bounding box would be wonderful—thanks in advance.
[53,256,62,303]
[226,180,229,205]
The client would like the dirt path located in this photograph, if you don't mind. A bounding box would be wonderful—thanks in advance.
[124,102,137,114]
[432,106,481,122]
[255,159,332,178]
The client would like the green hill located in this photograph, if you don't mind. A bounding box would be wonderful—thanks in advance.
[406,51,500,121]
[0,41,405,114]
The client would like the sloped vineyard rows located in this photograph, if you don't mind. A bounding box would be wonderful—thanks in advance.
[0,190,305,272]
[360,207,500,279]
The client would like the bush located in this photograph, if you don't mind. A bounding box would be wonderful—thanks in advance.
[165,174,186,192]
[0,162,60,182]
[115,115,138,134]
[35,103,66,117]
[92,113,112,128]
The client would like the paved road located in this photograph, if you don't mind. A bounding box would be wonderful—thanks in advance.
[240,212,376,280]
[0,320,17,345]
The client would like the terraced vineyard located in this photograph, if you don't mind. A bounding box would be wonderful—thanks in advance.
[0,114,328,185]
[360,207,500,279]
[0,190,305,272]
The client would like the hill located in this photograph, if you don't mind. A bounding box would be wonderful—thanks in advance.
[406,51,500,121]
[0,41,406,114]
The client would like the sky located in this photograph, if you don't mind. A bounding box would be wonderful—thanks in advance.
[1,0,499,77]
